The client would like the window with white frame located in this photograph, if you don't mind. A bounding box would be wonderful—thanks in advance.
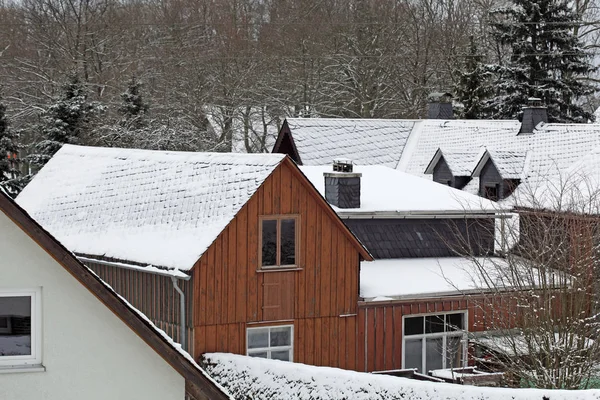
[403,312,466,373]
[0,289,42,368]
[247,325,293,361]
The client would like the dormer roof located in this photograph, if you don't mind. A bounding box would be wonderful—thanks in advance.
[471,148,530,180]
[424,148,480,176]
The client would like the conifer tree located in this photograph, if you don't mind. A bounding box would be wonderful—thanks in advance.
[119,76,149,129]
[454,37,491,119]
[28,74,97,169]
[486,0,596,122]
[0,97,21,196]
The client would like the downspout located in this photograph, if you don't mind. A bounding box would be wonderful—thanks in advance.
[171,276,187,352]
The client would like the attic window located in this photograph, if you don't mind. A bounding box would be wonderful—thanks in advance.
[260,216,299,269]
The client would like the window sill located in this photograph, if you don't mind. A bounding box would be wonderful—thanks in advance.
[0,364,45,374]
[257,267,303,273]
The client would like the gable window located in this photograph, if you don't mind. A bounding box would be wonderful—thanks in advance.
[403,312,466,373]
[260,216,299,268]
[0,289,42,369]
[247,325,293,361]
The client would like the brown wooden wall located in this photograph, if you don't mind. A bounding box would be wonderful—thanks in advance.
[356,295,516,372]
[192,160,362,368]
[86,261,194,352]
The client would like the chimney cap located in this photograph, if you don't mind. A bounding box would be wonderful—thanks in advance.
[428,92,453,103]
[526,97,543,107]
[333,158,354,173]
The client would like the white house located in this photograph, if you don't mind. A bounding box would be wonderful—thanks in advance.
[0,189,229,400]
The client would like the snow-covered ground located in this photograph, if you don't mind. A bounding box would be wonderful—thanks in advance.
[0,335,31,356]
[203,353,600,400]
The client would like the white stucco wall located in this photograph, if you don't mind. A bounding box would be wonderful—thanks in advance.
[0,210,186,400]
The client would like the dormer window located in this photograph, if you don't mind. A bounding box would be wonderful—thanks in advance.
[484,185,499,201]
[260,216,299,269]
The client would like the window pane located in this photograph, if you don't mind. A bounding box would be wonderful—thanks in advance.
[0,296,32,357]
[425,315,445,334]
[404,339,423,373]
[446,313,464,331]
[404,316,424,335]
[248,329,269,349]
[271,350,291,361]
[446,337,463,369]
[280,219,296,266]
[270,327,291,347]
[262,220,277,266]
[248,351,268,358]
[425,337,444,372]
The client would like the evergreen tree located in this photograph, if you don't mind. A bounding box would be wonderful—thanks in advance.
[454,37,491,119]
[0,97,21,196]
[486,0,596,122]
[119,76,149,128]
[28,74,97,169]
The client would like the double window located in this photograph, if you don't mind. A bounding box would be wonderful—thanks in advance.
[247,325,293,361]
[403,312,466,373]
[0,289,42,368]
[260,216,298,269]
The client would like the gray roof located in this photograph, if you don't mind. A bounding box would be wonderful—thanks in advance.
[278,118,600,204]
[285,118,417,167]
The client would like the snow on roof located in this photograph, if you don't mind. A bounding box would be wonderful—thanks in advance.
[439,148,481,176]
[360,256,562,301]
[472,149,530,180]
[360,257,505,300]
[203,352,600,400]
[285,118,417,167]
[17,144,285,271]
[300,165,503,215]
[402,120,600,201]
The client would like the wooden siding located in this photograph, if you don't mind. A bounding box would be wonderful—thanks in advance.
[356,296,512,372]
[192,160,362,368]
[86,261,195,352]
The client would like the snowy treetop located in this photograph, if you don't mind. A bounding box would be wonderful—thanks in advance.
[17,144,285,271]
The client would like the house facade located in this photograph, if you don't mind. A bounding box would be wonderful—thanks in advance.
[0,190,228,400]
[16,145,373,371]
[16,145,529,376]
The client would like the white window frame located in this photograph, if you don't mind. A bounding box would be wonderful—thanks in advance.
[402,311,467,373]
[246,325,294,361]
[0,288,42,368]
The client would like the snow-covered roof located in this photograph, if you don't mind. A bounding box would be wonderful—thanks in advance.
[17,144,285,271]
[359,256,564,301]
[360,257,510,301]
[280,118,600,207]
[471,148,530,180]
[300,165,504,216]
[285,118,417,167]
[432,148,480,176]
[402,120,600,200]
[203,352,600,400]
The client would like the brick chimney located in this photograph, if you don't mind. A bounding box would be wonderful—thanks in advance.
[520,97,548,134]
[324,159,362,209]
[427,92,454,119]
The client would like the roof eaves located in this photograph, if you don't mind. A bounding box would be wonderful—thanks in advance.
[424,148,443,174]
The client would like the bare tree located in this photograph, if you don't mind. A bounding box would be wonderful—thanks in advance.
[448,175,600,389]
